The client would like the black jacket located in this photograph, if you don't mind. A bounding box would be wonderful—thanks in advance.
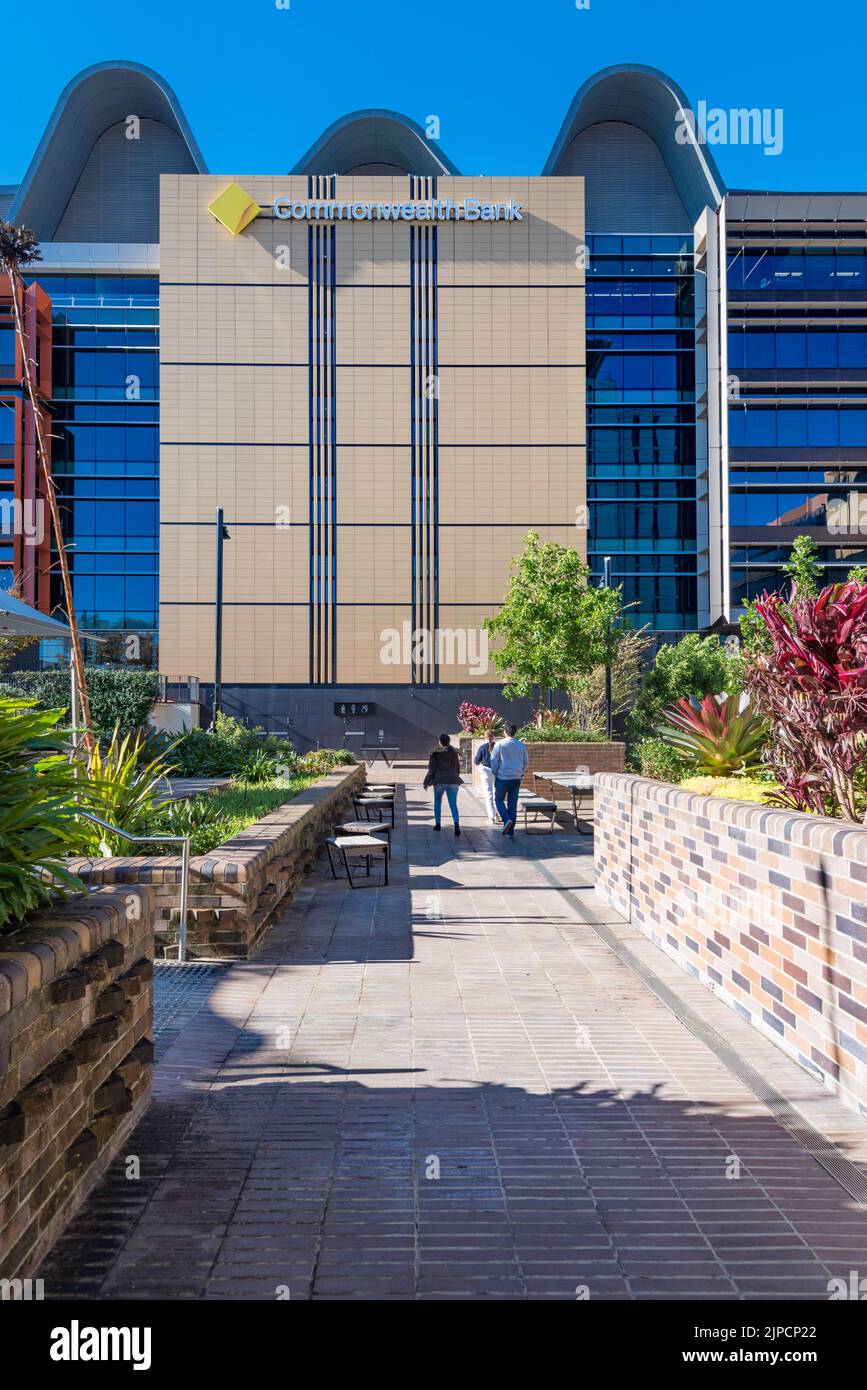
[424,745,462,789]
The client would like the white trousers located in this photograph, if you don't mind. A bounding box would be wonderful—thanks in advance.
[479,764,498,821]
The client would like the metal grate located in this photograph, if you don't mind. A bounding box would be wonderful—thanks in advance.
[153,961,228,1058]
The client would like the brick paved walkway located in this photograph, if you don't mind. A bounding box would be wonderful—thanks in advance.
[40,772,867,1300]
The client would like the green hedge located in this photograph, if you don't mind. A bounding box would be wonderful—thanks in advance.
[0,668,160,742]
[518,724,609,743]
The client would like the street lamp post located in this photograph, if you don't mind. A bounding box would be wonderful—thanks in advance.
[214,508,230,723]
[603,555,613,742]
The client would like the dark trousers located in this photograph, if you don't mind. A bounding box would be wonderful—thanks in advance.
[494,778,521,833]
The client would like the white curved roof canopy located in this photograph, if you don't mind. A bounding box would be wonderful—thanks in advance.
[292,110,460,177]
[9,61,206,242]
[545,64,725,227]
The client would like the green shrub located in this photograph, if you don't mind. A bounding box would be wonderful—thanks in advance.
[143,795,234,857]
[518,723,607,743]
[0,696,85,929]
[629,635,741,745]
[296,747,357,775]
[3,668,160,741]
[679,775,780,804]
[235,748,283,784]
[633,737,690,783]
[170,713,292,778]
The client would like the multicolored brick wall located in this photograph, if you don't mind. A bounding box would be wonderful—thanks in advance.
[594,773,867,1120]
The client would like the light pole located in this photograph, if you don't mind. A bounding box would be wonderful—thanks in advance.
[603,555,613,741]
[213,507,230,723]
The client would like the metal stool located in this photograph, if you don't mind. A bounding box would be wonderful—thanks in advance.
[338,820,392,840]
[325,834,389,887]
[353,796,395,827]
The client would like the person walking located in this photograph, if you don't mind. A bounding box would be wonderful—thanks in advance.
[423,734,462,835]
[473,729,500,824]
[489,723,529,837]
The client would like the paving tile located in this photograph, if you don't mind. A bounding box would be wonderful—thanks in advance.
[36,772,867,1301]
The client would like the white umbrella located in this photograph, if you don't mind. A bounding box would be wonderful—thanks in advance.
[0,591,73,637]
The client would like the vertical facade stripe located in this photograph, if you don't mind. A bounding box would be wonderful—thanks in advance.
[409,175,439,685]
[308,174,337,684]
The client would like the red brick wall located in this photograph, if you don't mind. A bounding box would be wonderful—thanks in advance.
[472,739,625,789]
[595,773,867,1119]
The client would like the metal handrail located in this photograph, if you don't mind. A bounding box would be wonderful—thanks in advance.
[75,810,190,962]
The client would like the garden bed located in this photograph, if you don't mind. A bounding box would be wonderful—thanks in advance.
[69,763,366,959]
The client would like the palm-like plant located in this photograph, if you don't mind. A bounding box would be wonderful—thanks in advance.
[659,692,767,776]
[0,219,93,749]
[78,727,177,856]
[0,696,84,927]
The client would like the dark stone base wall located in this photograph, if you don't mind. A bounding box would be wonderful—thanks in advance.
[203,684,540,760]
[0,889,154,1279]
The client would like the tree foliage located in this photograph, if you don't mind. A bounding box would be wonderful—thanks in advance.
[484,532,625,709]
[628,632,741,744]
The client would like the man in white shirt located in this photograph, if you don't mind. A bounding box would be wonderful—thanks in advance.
[489,724,529,837]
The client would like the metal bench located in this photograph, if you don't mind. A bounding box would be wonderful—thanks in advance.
[353,795,395,827]
[518,774,558,833]
[325,834,389,887]
[337,820,392,840]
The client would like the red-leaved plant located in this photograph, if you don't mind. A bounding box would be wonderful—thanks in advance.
[457,703,503,736]
[745,581,867,822]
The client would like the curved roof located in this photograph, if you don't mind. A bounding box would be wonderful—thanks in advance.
[544,63,725,222]
[292,110,460,177]
[9,60,206,239]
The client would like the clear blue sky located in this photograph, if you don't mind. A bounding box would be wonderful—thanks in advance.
[4,0,864,192]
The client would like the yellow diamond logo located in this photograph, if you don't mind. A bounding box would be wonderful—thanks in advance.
[207,182,261,236]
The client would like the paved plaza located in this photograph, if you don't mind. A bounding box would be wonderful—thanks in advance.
[39,771,867,1300]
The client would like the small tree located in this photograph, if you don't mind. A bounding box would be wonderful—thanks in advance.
[484,532,623,714]
[746,580,867,822]
[0,220,93,749]
[568,625,652,735]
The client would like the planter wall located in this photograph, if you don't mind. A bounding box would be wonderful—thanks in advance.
[0,887,154,1279]
[70,764,366,959]
[595,772,867,1119]
[471,739,625,791]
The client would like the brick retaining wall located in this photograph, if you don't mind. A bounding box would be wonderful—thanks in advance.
[595,773,867,1119]
[0,888,153,1279]
[70,764,366,959]
[472,739,625,790]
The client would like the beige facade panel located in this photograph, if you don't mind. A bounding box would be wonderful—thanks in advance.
[438,367,584,446]
[438,287,584,367]
[436,604,503,685]
[160,445,310,526]
[160,284,309,365]
[335,287,411,365]
[336,605,414,684]
[437,446,585,527]
[335,526,412,604]
[160,604,309,684]
[437,524,581,605]
[160,175,310,285]
[336,366,410,445]
[161,523,309,606]
[436,177,584,288]
[334,446,412,525]
[161,364,309,444]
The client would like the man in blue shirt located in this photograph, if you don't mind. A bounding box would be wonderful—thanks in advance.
[489,724,529,837]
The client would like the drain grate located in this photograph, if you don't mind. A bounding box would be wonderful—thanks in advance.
[530,854,867,1211]
[153,961,228,1057]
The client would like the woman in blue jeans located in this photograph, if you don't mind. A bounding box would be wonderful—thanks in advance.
[423,734,462,835]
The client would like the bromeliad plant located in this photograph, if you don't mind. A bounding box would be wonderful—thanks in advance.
[658,692,767,776]
[745,580,867,822]
[0,696,84,929]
